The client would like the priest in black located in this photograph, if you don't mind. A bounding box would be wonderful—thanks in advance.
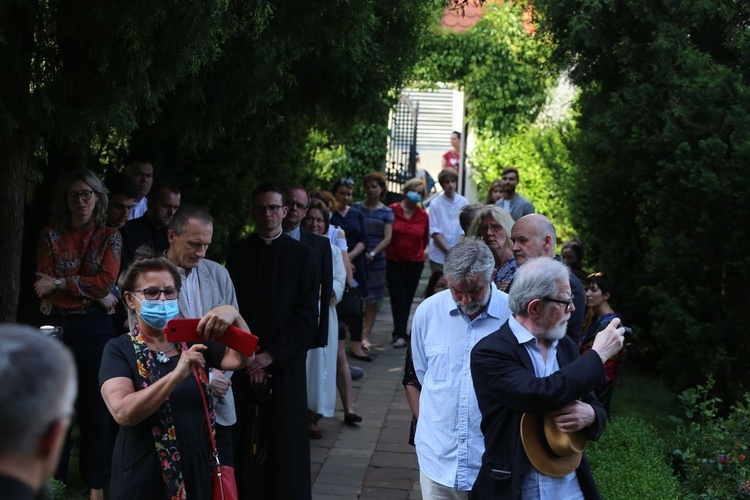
[226,184,318,500]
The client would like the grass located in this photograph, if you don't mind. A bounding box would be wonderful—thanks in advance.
[609,366,679,433]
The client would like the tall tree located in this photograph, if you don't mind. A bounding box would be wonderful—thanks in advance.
[535,0,750,397]
[0,0,248,321]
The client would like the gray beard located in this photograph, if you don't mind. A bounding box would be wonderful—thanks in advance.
[541,317,569,341]
[456,286,492,317]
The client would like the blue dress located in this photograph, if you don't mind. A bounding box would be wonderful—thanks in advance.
[330,206,369,295]
[352,202,394,304]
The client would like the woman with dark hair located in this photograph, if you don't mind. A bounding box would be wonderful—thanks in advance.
[352,172,394,351]
[330,178,371,361]
[401,270,448,445]
[385,177,429,348]
[100,254,250,500]
[561,238,587,283]
[580,272,624,414]
[34,169,121,500]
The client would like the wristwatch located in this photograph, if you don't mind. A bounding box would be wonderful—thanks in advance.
[368,251,376,258]
[54,278,62,289]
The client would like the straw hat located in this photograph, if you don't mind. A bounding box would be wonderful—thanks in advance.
[520,412,588,477]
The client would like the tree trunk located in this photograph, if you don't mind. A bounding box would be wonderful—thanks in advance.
[0,143,30,321]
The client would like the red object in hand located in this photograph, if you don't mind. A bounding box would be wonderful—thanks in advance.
[165,318,259,357]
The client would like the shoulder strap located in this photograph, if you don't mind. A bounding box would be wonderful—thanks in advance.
[192,366,220,466]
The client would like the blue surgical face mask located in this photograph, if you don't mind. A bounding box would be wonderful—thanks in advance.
[135,297,180,330]
[406,191,422,204]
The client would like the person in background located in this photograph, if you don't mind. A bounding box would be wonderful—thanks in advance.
[468,205,517,293]
[580,272,625,415]
[34,169,121,500]
[458,202,485,235]
[386,178,429,348]
[124,156,154,220]
[352,172,393,351]
[104,173,138,229]
[100,254,250,500]
[0,324,77,500]
[428,168,469,273]
[401,270,448,446]
[302,200,362,435]
[494,167,535,221]
[330,178,371,361]
[561,238,587,283]
[442,131,461,171]
[485,179,503,205]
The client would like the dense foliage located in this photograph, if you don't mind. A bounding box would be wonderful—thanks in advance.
[534,0,750,398]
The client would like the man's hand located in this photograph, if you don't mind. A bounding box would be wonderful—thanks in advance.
[197,305,239,340]
[96,293,119,314]
[591,318,625,363]
[209,370,231,399]
[245,352,274,377]
[552,401,595,433]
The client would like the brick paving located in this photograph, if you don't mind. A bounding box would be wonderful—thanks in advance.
[310,271,429,500]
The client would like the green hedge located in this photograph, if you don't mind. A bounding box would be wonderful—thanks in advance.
[587,417,681,499]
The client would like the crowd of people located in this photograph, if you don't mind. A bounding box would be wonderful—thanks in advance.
[8,156,628,500]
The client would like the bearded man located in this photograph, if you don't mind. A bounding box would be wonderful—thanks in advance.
[410,238,511,499]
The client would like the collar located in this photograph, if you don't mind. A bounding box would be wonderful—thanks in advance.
[448,283,504,320]
[259,229,284,245]
[508,315,559,349]
[285,226,301,241]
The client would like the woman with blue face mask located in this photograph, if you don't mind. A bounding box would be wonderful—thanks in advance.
[385,178,430,348]
[100,254,250,500]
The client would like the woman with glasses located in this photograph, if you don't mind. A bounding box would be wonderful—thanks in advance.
[34,169,122,500]
[467,205,517,292]
[352,172,394,351]
[100,254,250,500]
[580,272,624,415]
[330,178,371,361]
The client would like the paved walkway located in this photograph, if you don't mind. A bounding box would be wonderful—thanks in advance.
[310,271,430,499]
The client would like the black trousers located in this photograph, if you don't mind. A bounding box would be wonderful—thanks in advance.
[386,260,425,340]
[46,313,116,489]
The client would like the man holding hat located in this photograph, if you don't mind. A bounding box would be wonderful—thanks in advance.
[469,257,624,499]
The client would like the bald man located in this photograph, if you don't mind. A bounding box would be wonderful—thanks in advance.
[510,214,585,343]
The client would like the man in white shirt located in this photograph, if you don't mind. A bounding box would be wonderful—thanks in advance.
[411,238,511,499]
[124,156,154,220]
[165,204,249,467]
[428,168,469,273]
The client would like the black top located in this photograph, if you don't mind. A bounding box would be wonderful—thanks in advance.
[0,473,38,500]
[99,335,225,500]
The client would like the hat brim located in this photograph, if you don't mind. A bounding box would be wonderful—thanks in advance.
[520,413,583,478]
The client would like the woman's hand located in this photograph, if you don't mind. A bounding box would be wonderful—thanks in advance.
[173,344,207,381]
[34,273,58,298]
[196,305,239,340]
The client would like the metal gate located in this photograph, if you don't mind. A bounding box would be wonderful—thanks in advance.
[384,95,419,197]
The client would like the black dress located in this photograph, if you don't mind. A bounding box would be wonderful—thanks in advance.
[99,335,225,500]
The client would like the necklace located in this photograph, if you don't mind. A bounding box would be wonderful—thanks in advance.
[154,343,178,364]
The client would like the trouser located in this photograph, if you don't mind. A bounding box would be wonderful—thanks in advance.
[429,260,444,275]
[386,260,425,340]
[420,470,471,500]
[47,313,116,489]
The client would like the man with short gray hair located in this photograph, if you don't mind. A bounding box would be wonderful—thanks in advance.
[470,257,624,499]
[0,324,77,499]
[411,238,511,498]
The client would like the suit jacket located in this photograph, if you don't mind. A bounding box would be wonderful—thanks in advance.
[176,258,239,426]
[299,228,333,348]
[469,321,607,500]
[119,212,169,273]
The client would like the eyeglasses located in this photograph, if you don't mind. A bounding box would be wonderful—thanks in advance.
[67,190,94,202]
[252,205,283,214]
[286,201,308,211]
[133,287,180,300]
[542,295,575,312]
[338,178,355,186]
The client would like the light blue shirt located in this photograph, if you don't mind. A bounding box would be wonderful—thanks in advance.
[411,284,510,490]
[508,317,584,500]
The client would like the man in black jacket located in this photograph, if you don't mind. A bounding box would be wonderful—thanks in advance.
[470,258,624,499]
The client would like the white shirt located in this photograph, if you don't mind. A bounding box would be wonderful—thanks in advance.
[129,198,148,220]
[411,284,511,490]
[427,193,469,265]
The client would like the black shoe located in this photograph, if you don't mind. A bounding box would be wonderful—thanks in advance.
[350,366,364,380]
[344,412,363,425]
[349,351,372,362]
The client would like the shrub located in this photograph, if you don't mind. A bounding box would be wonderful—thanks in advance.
[587,416,681,499]
[671,377,750,498]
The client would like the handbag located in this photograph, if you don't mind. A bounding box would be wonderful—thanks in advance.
[336,285,364,322]
[193,368,238,500]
